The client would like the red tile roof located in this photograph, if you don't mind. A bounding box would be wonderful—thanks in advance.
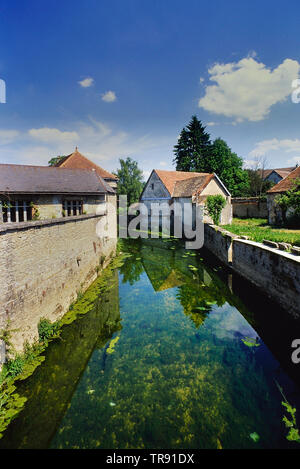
[267,166,300,193]
[262,167,296,180]
[154,170,212,196]
[55,149,118,180]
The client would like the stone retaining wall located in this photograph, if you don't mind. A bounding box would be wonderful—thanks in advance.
[0,212,117,353]
[204,224,300,318]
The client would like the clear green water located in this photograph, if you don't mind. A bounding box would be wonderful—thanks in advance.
[1,238,300,449]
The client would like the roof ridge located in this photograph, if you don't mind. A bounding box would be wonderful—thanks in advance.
[267,165,300,193]
[55,149,117,180]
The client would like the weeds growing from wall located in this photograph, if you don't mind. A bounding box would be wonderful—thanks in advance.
[0,247,128,440]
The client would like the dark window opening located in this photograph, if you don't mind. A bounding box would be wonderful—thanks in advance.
[2,200,33,223]
[63,200,83,217]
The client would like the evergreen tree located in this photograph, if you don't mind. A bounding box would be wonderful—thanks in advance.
[115,157,144,206]
[173,116,211,172]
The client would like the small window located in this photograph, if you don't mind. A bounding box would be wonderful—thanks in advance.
[62,200,83,217]
[151,183,154,190]
[2,200,33,223]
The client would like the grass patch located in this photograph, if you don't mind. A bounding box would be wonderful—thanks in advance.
[223,218,300,247]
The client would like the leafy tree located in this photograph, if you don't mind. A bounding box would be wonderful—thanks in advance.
[173,116,211,172]
[114,157,144,206]
[245,169,274,197]
[206,138,249,197]
[48,155,66,166]
[205,194,226,225]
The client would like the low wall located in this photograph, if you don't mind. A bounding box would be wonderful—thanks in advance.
[0,212,117,353]
[204,224,237,264]
[203,224,300,318]
[232,197,268,218]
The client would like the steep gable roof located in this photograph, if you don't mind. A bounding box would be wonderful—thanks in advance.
[0,164,113,194]
[154,170,212,196]
[172,174,214,197]
[262,167,296,180]
[267,166,300,193]
[55,148,118,180]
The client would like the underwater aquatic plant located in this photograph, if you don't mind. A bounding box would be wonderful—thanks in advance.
[277,382,300,444]
[107,336,120,355]
[249,432,260,443]
[241,337,260,348]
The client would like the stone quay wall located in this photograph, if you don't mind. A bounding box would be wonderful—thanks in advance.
[204,224,300,318]
[0,211,117,353]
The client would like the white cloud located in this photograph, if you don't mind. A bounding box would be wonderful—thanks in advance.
[206,122,218,126]
[287,156,300,165]
[78,77,94,88]
[249,138,300,157]
[143,170,151,181]
[159,161,167,166]
[28,127,79,145]
[101,91,117,102]
[0,129,20,145]
[243,159,260,169]
[1,117,172,176]
[198,57,300,122]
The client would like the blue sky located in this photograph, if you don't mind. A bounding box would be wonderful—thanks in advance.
[0,0,300,179]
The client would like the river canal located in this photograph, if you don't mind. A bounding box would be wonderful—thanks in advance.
[1,238,300,449]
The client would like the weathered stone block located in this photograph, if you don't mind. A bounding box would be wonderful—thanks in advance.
[278,242,292,251]
[291,246,300,256]
[263,239,279,249]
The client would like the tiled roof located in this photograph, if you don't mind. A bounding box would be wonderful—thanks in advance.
[154,170,212,196]
[262,167,296,180]
[55,149,118,180]
[267,166,300,193]
[172,174,214,197]
[0,164,113,194]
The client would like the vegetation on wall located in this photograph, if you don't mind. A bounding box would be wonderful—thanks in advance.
[222,218,300,247]
[275,178,300,228]
[205,195,226,226]
[0,249,129,440]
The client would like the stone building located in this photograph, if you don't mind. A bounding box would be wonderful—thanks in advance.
[140,169,232,225]
[0,162,117,354]
[53,148,118,190]
[267,166,300,225]
[0,163,115,222]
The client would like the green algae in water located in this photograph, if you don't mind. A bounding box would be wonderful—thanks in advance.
[241,337,260,348]
[1,238,300,449]
[107,336,120,354]
[0,251,127,441]
[249,432,260,443]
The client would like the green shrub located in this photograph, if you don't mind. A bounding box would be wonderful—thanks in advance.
[38,318,60,343]
[205,195,226,225]
[5,356,25,378]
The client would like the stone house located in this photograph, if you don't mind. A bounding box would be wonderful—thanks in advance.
[140,169,232,225]
[267,166,300,225]
[0,162,118,353]
[53,148,118,190]
[0,163,116,223]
